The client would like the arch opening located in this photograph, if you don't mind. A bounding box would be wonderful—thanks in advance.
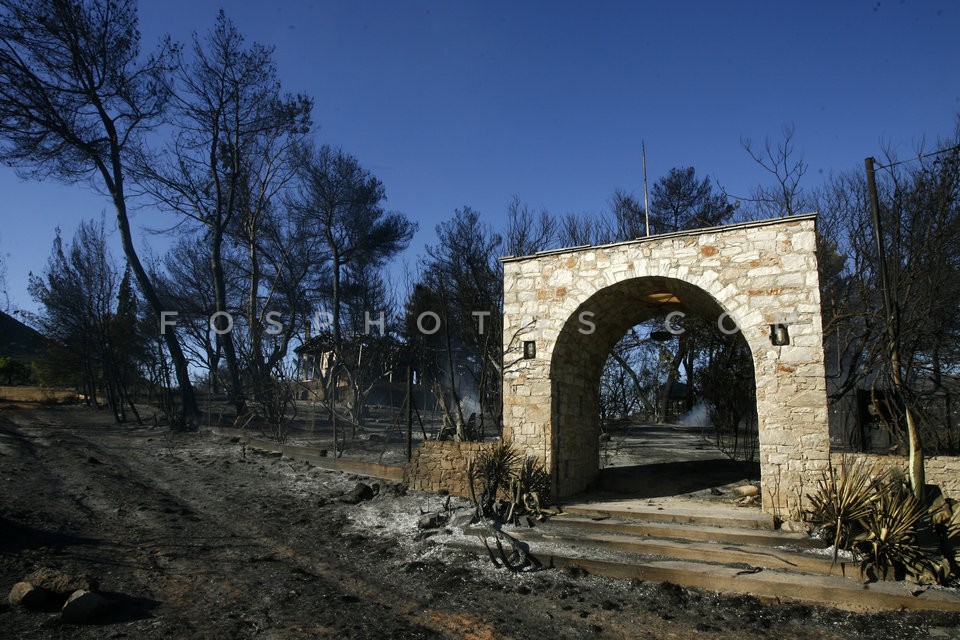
[550,276,760,498]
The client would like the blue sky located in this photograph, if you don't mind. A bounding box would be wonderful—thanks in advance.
[2,0,958,314]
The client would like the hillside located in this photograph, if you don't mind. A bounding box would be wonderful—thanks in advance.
[0,310,47,361]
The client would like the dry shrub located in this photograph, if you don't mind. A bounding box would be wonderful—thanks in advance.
[467,440,550,524]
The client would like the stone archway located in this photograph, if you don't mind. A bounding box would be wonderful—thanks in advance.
[501,214,829,518]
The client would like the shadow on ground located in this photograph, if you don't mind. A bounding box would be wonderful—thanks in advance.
[595,459,760,498]
[0,514,105,554]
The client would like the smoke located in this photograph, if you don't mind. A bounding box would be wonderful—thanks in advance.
[459,395,481,418]
[678,403,710,428]
[448,363,481,419]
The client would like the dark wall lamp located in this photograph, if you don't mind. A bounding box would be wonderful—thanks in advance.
[523,341,537,359]
[770,324,790,346]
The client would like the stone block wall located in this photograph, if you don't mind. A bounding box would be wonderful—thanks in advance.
[406,441,491,497]
[829,453,960,501]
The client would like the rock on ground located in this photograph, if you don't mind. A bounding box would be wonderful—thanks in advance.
[447,507,477,529]
[733,485,760,497]
[340,482,375,504]
[60,590,110,624]
[780,520,812,534]
[417,512,442,529]
[25,567,98,596]
[8,581,49,609]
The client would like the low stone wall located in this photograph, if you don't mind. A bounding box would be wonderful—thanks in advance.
[829,453,960,501]
[406,441,491,497]
[206,427,406,482]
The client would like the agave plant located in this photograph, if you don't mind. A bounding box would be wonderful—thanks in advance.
[853,481,930,582]
[806,460,879,562]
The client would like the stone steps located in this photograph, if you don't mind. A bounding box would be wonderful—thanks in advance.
[447,537,960,613]
[445,502,960,613]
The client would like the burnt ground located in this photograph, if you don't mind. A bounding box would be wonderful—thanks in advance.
[1,404,959,639]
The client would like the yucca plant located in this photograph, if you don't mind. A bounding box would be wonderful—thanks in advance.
[506,457,552,522]
[468,440,521,516]
[806,462,960,585]
[806,461,879,562]
[853,480,930,582]
[516,457,550,502]
[466,441,554,526]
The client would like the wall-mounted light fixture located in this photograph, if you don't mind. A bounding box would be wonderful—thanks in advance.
[523,340,536,359]
[770,324,790,346]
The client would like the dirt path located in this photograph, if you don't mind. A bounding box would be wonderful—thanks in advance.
[0,405,956,639]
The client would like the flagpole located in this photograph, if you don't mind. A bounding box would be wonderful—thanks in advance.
[642,141,651,236]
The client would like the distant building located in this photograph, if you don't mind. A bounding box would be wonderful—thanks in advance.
[293,331,438,411]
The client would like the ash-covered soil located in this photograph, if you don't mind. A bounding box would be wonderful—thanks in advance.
[1,404,958,639]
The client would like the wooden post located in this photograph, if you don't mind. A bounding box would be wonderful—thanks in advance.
[406,365,413,462]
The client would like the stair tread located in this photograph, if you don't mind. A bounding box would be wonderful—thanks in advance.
[546,514,826,548]
[560,501,773,529]
[505,527,849,577]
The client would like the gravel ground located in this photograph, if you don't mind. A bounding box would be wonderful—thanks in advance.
[1,404,959,639]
